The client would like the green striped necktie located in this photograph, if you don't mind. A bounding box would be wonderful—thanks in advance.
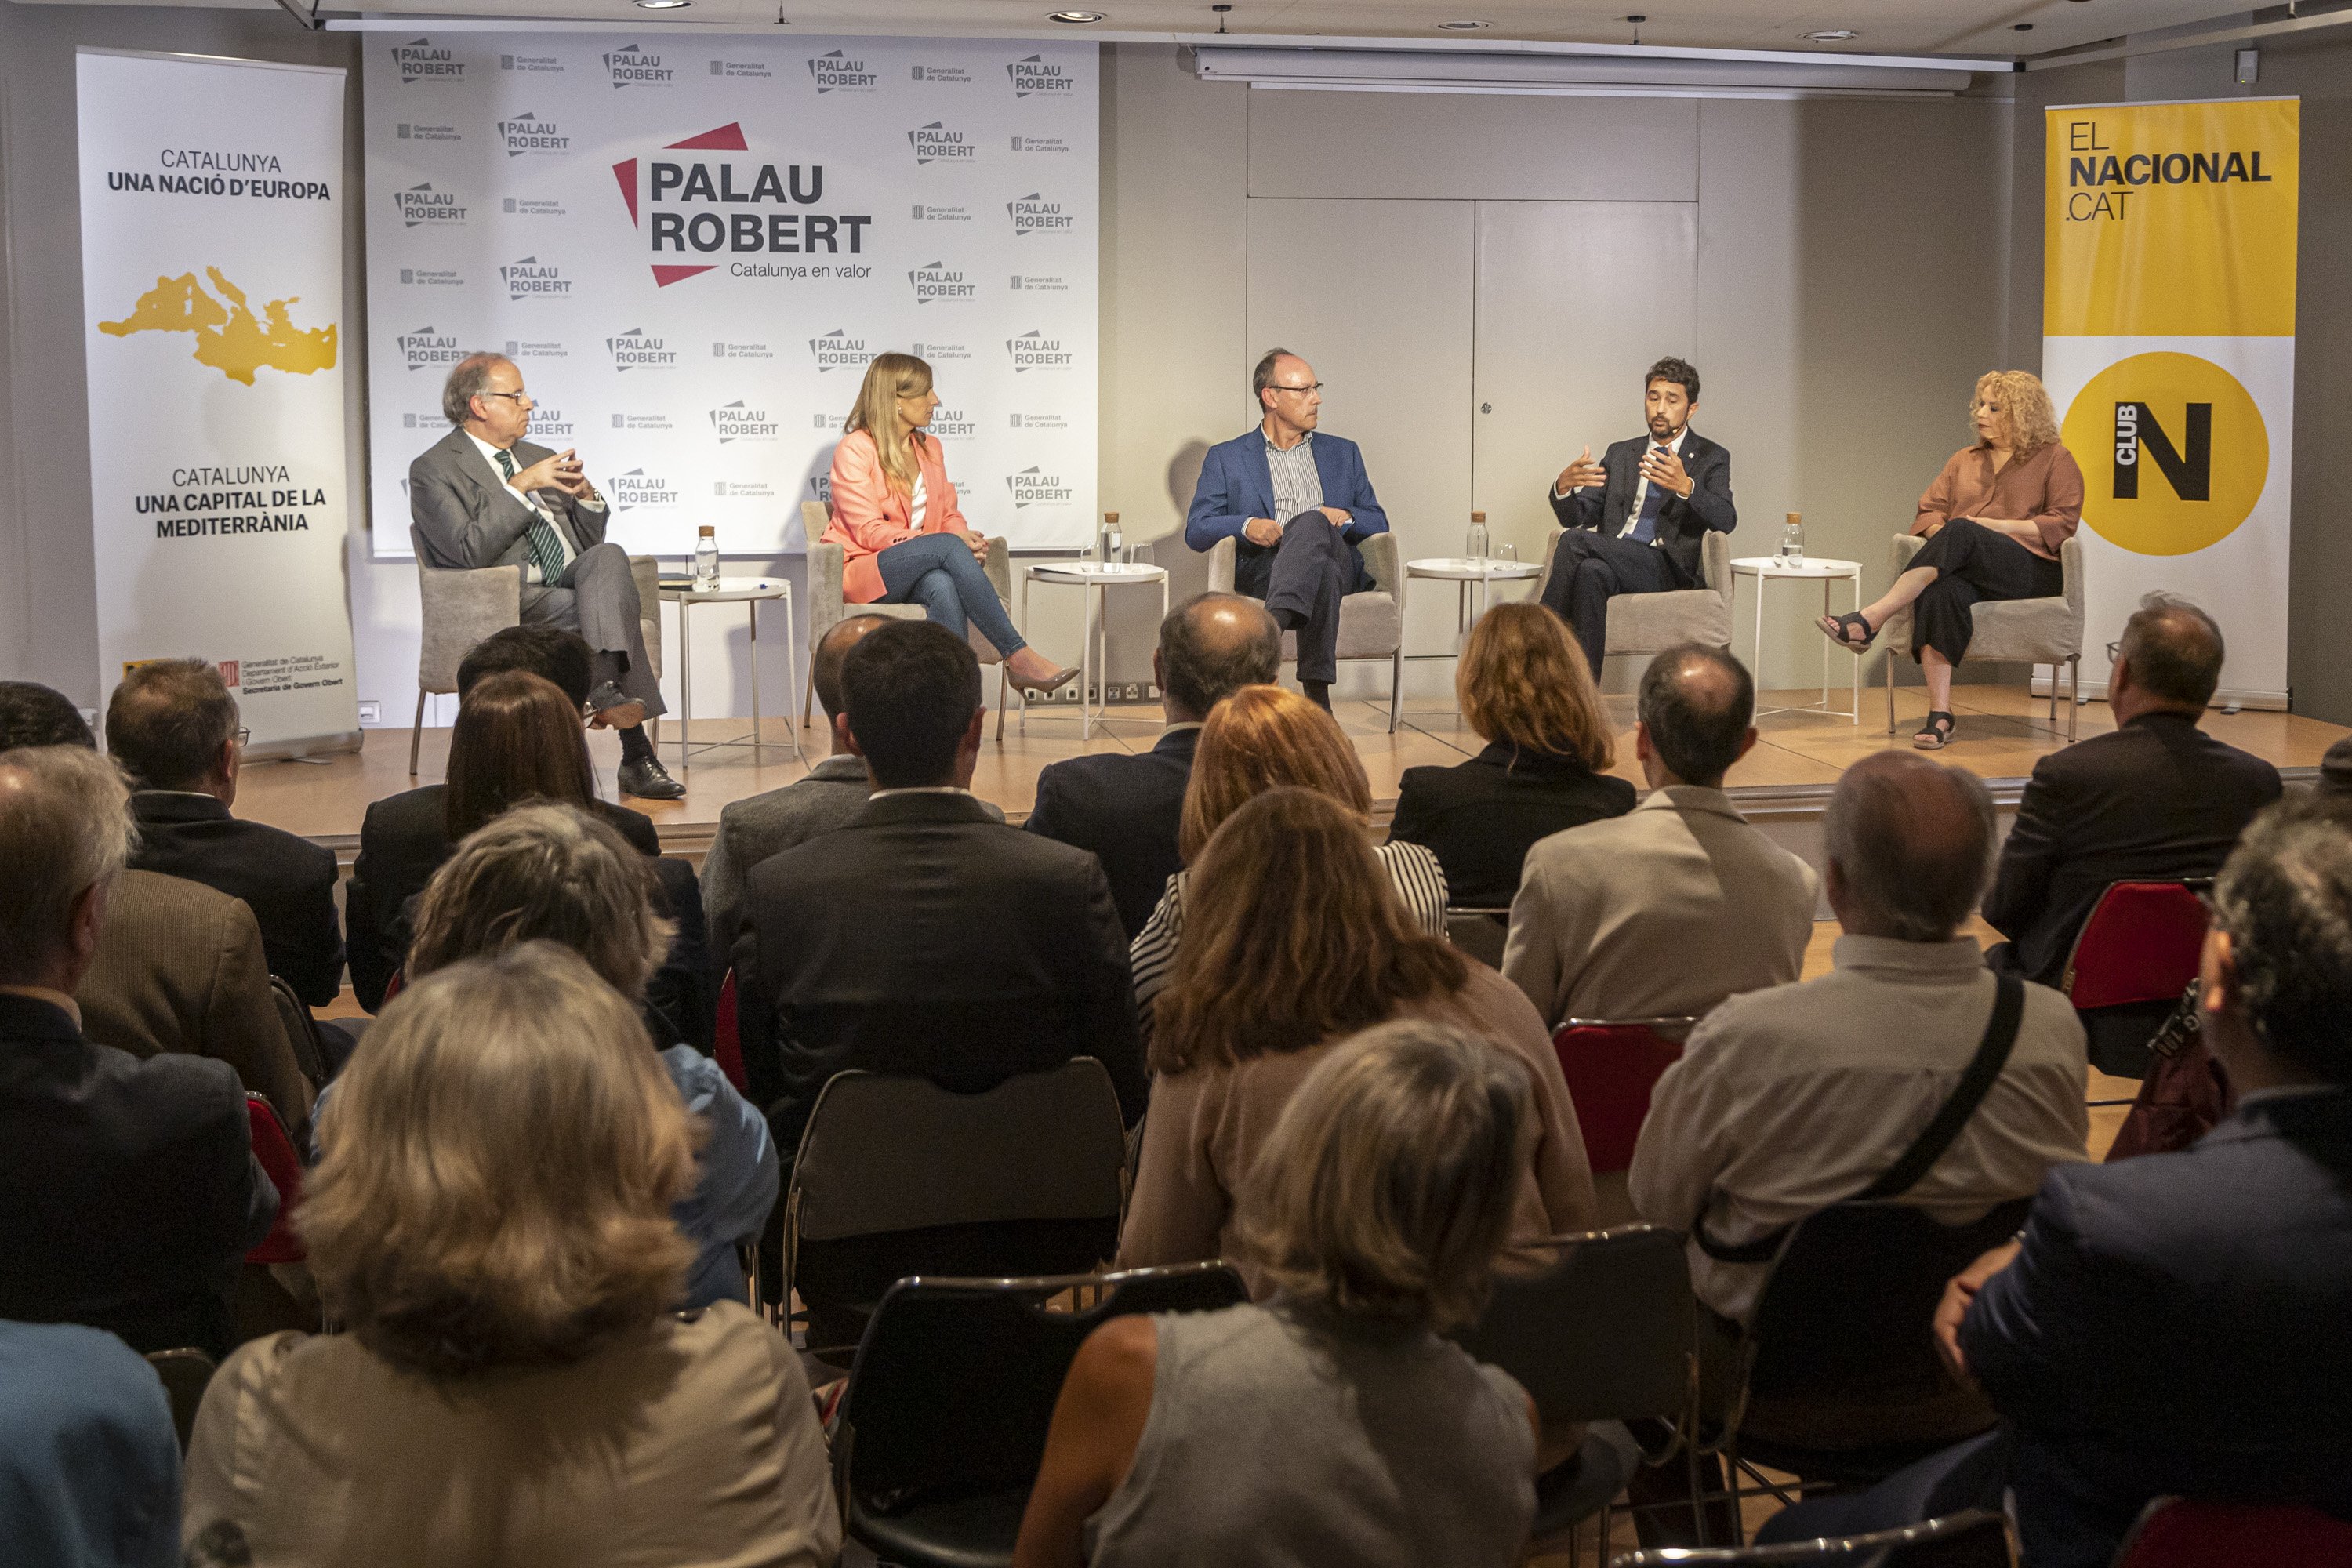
[495,445,569,585]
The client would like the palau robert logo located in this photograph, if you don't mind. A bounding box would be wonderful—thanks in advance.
[606,328,677,371]
[604,44,674,88]
[1005,329,1073,372]
[908,122,977,167]
[612,123,870,287]
[2060,351,2270,557]
[908,261,975,305]
[390,38,463,86]
[808,328,868,372]
[930,404,977,437]
[528,404,575,439]
[1007,193,1073,236]
[807,473,833,507]
[500,256,571,300]
[609,469,680,511]
[807,49,877,93]
[398,325,466,372]
[1006,55,1076,98]
[394,122,462,144]
[392,181,466,229]
[709,401,780,443]
[497,112,571,158]
[1005,466,1073,508]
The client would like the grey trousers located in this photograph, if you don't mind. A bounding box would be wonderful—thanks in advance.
[521,542,667,718]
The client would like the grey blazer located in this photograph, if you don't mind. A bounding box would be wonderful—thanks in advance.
[408,426,608,572]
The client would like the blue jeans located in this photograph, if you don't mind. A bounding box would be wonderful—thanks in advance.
[875,532,1026,658]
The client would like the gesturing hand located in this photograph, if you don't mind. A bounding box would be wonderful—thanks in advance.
[511,449,589,498]
[1559,446,1606,493]
[1639,444,1691,498]
[1243,517,1283,548]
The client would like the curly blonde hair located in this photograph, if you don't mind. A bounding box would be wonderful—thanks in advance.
[1971,370,2060,454]
[1457,602,1615,771]
[1177,685,1371,863]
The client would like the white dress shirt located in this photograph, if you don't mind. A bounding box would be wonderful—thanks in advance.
[1555,427,1691,544]
[465,429,602,584]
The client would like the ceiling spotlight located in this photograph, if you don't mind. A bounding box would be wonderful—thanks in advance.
[633,1,691,9]
[1436,18,1491,28]
[1047,8,1106,18]
[1800,28,1857,40]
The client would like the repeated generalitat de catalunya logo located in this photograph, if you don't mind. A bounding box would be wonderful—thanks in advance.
[604,43,673,87]
[908,122,976,166]
[808,328,867,371]
[390,38,463,85]
[497,112,570,157]
[398,325,466,372]
[1004,466,1073,507]
[1007,193,1073,236]
[708,401,779,442]
[908,261,974,304]
[1006,54,1076,97]
[808,49,877,92]
[499,256,569,300]
[612,122,868,287]
[392,181,466,229]
[1005,329,1073,372]
[606,328,677,371]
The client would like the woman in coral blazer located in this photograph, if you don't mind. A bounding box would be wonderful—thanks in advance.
[822,353,1075,693]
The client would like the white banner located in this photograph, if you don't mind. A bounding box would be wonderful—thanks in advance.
[78,49,360,753]
[361,34,1099,560]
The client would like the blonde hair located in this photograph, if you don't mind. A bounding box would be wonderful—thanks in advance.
[301,943,697,1378]
[1154,788,1468,1075]
[407,804,674,1001]
[1178,685,1371,863]
[1971,370,2060,454]
[1457,602,1616,771]
[845,351,935,495]
[1238,1019,1533,1331]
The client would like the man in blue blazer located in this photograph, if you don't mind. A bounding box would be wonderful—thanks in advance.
[1185,350,1389,710]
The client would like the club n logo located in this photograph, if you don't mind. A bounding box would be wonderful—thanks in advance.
[2112,401,2210,501]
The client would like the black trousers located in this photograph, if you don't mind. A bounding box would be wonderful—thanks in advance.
[1907,518,2066,667]
[1537,528,1687,678]
[1232,514,1374,684]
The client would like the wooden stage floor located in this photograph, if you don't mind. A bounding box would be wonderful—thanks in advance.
[239,681,2346,851]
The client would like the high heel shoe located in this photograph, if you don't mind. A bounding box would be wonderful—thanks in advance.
[1013,662,1080,695]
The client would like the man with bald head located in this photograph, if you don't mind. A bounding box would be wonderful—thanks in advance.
[1028,592,1281,936]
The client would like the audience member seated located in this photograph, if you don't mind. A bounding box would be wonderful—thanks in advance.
[1984,593,2281,988]
[1029,592,1282,938]
[400,804,776,1309]
[1388,602,1635,908]
[107,659,344,1008]
[0,681,314,1143]
[734,619,1147,1167]
[180,945,838,1566]
[0,746,276,1357]
[2321,734,2351,798]
[1120,788,1593,1282]
[1130,685,1448,1026]
[1018,1022,1543,1568]
[702,612,1002,948]
[1631,750,2088,1330]
[1504,644,1814,1027]
[0,1319,184,1567]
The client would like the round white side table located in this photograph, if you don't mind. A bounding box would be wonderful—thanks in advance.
[658,577,805,768]
[1018,560,1170,739]
[1406,555,1543,639]
[1731,555,1862,724]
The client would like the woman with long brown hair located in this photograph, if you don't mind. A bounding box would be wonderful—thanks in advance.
[1389,601,1635,906]
[822,351,1075,693]
[1117,787,1594,1281]
[1817,369,2084,750]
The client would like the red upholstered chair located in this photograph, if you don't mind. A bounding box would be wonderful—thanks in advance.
[2060,879,2212,1078]
[245,1094,307,1265]
[1552,1018,1698,1176]
[713,969,747,1094]
[2112,1497,2352,1566]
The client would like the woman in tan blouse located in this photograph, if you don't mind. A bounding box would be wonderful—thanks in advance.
[1818,370,2083,750]
[1118,786,1595,1287]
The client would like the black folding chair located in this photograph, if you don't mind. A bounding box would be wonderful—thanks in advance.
[1614,1507,2009,1566]
[831,1261,1248,1568]
[143,1348,217,1452]
[1446,906,1512,968]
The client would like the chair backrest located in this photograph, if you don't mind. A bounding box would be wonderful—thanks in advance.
[2062,879,2212,1010]
[1613,1508,2009,1566]
[711,968,748,1093]
[1446,907,1511,968]
[143,1348,218,1452]
[267,976,326,1088]
[1700,528,1734,601]
[409,524,521,691]
[1744,1200,2030,1407]
[244,1094,307,1265]
[2114,1497,2352,1567]
[1452,1225,1695,1428]
[835,1261,1248,1513]
[1552,1018,1697,1175]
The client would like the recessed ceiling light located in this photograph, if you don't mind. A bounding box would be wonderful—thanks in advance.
[633,1,691,9]
[1436,19,1490,28]
[1800,28,1857,40]
[1047,8,1106,19]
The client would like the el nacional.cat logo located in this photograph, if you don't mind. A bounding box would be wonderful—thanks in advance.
[2061,351,2267,557]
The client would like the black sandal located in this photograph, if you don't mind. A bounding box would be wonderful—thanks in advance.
[1913,711,1957,750]
[1817,612,1878,652]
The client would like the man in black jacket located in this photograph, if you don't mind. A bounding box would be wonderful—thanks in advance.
[1985,594,2280,1006]
[1539,356,1737,677]
[735,619,1146,1171]
[105,659,344,1008]
[1025,592,1279,938]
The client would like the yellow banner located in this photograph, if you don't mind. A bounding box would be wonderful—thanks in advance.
[2044,98,2299,337]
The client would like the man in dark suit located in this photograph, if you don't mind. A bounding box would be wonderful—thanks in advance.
[1185,349,1390,710]
[104,659,343,1007]
[0,744,278,1359]
[1539,356,1737,677]
[1026,593,1280,938]
[1984,594,2281,1001]
[410,351,681,800]
[735,619,1147,1169]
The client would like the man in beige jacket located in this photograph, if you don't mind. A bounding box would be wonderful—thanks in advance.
[1504,643,1816,1029]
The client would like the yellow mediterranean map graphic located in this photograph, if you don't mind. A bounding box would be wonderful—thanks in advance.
[99,268,336,385]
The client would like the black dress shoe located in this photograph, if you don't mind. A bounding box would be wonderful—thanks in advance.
[616,754,686,800]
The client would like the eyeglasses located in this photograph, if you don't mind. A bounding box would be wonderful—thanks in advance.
[1269,382,1323,396]
[480,390,532,405]
[2106,641,2122,662]
[234,728,250,747]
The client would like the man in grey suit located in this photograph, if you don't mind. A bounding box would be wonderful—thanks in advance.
[409,352,682,800]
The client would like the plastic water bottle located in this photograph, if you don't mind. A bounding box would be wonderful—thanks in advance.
[1466,510,1489,562]
[1779,512,1804,565]
[692,524,720,591]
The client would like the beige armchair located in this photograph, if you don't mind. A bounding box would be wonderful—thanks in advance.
[408,525,663,775]
[1537,528,1736,665]
[1880,532,2084,742]
[1207,531,1405,732]
[798,499,1018,739]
